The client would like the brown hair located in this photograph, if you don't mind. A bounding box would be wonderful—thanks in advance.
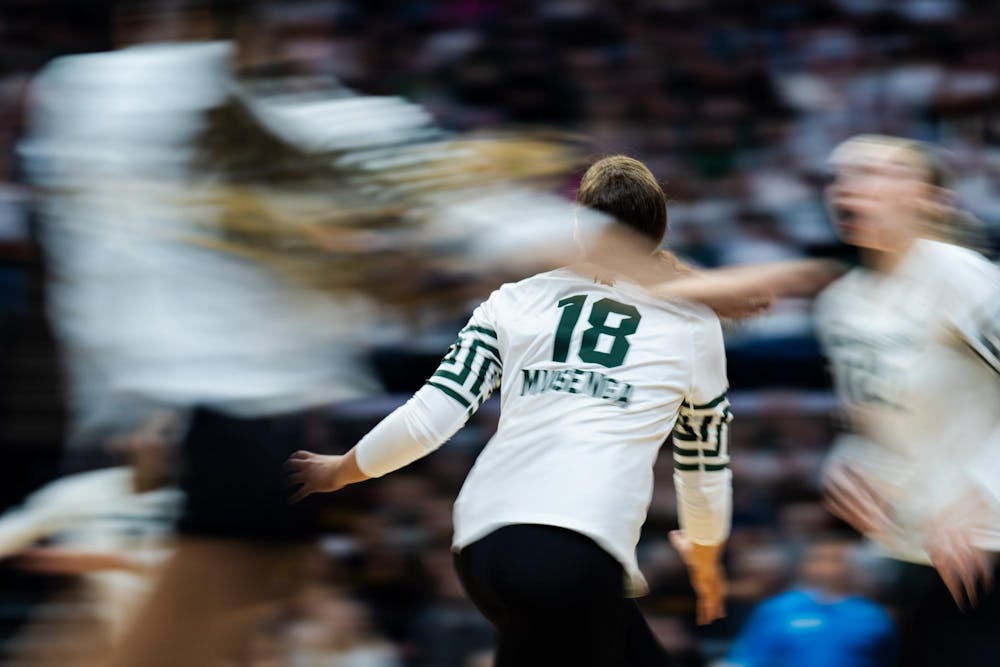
[576,155,667,248]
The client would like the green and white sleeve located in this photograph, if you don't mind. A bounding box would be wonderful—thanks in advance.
[672,315,732,546]
[355,304,502,478]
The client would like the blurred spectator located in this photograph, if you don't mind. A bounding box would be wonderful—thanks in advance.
[285,588,402,667]
[725,538,897,667]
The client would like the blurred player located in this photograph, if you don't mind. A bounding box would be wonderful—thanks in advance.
[289,156,732,667]
[20,4,361,665]
[815,134,1000,667]
[0,413,180,666]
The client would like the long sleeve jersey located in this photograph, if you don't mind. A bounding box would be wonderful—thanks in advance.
[355,267,732,595]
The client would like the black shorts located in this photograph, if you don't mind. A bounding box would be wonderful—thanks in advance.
[453,524,674,667]
[177,406,322,543]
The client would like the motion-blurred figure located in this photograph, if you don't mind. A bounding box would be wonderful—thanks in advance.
[815,134,1000,667]
[20,3,352,664]
[726,538,897,667]
[0,414,180,666]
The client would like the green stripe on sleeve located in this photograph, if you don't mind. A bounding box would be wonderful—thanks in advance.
[673,444,700,457]
[464,325,498,340]
[425,380,471,408]
[675,462,729,472]
[681,391,729,411]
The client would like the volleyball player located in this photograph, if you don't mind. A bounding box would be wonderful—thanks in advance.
[815,134,1000,667]
[289,155,733,666]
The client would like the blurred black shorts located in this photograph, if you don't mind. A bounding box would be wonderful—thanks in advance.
[177,406,322,543]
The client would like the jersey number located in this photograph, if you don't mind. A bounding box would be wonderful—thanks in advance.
[552,295,640,368]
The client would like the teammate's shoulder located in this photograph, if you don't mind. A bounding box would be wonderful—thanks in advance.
[915,238,998,288]
[914,237,999,272]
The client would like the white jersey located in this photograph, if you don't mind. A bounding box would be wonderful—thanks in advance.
[355,267,732,596]
[816,239,1000,562]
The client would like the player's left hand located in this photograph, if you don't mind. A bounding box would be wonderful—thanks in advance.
[669,530,727,625]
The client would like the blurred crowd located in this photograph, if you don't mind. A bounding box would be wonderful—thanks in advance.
[0,0,998,666]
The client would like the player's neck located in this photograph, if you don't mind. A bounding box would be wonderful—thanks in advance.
[862,236,918,276]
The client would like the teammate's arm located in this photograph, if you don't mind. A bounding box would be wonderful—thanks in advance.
[671,314,732,624]
[288,303,502,500]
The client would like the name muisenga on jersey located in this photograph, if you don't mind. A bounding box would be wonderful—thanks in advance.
[520,366,634,407]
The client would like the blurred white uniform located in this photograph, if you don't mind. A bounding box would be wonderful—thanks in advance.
[355,268,733,595]
[0,468,180,637]
[20,42,381,437]
[21,41,605,439]
[816,238,1000,563]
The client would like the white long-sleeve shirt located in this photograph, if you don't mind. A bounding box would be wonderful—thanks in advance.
[355,267,732,596]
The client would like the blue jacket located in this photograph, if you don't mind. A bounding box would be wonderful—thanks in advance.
[727,589,897,667]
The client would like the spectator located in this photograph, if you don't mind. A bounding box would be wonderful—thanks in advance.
[726,538,897,667]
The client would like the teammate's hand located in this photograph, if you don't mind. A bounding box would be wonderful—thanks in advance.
[821,460,895,541]
[924,493,996,610]
[669,530,727,625]
[286,450,368,502]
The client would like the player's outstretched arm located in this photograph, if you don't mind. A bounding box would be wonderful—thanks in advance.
[285,381,476,502]
[648,259,846,319]
[288,300,502,501]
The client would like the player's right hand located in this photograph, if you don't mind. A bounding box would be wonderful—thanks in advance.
[669,530,727,625]
[286,451,347,502]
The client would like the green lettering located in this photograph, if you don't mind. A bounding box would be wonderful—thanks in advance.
[615,383,634,407]
[521,369,545,395]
